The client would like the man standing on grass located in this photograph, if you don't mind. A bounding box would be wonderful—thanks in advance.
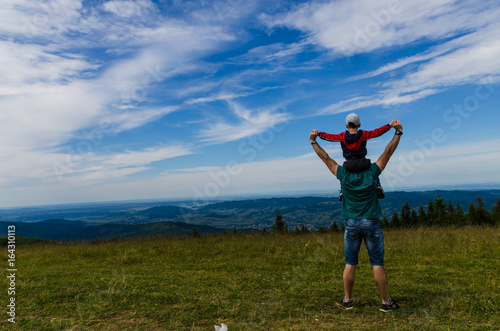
[309,119,403,312]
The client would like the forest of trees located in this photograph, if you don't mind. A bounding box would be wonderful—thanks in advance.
[271,195,500,234]
[382,194,500,228]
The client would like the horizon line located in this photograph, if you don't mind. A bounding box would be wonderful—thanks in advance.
[1,184,499,210]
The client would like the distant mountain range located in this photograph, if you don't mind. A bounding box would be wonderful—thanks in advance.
[0,190,498,241]
[0,219,226,242]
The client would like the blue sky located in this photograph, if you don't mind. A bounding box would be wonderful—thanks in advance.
[1,0,500,207]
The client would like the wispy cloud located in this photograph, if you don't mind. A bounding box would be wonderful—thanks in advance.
[317,16,500,114]
[1,0,499,207]
[263,0,496,56]
[100,145,192,168]
[0,1,244,201]
[228,41,308,65]
[8,137,500,207]
[103,0,157,18]
[344,41,459,82]
[197,101,291,144]
[185,92,252,105]
[0,1,235,151]
[106,106,179,133]
[0,144,195,195]
[185,86,285,105]
[318,89,440,115]
[382,138,500,190]
[382,24,500,94]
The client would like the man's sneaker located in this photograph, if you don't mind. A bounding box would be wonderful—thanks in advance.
[380,298,399,312]
[376,182,385,199]
[341,298,353,310]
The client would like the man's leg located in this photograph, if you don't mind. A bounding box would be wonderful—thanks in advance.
[362,218,398,310]
[343,219,361,307]
[372,265,389,303]
[343,264,356,300]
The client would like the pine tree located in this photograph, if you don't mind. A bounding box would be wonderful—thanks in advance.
[410,209,418,227]
[400,202,411,228]
[447,200,455,215]
[391,210,401,228]
[331,221,339,232]
[454,203,465,225]
[317,226,327,233]
[300,223,309,234]
[381,215,390,228]
[192,228,200,238]
[492,196,500,225]
[427,199,436,224]
[475,197,494,225]
[445,200,455,226]
[466,202,476,225]
[434,194,447,225]
[273,210,287,233]
[418,204,428,226]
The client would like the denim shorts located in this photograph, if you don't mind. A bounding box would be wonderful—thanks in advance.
[344,218,384,266]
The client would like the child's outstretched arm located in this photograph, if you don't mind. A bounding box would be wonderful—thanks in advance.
[361,123,391,140]
[318,131,345,142]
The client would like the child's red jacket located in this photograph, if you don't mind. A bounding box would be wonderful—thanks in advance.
[319,124,391,159]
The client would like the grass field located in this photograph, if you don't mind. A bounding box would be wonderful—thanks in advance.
[2,226,499,330]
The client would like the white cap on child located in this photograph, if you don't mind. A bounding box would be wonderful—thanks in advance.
[345,113,361,126]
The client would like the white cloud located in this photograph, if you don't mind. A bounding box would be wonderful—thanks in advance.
[0,81,109,152]
[1,0,498,208]
[0,0,83,38]
[197,101,291,144]
[100,146,192,168]
[318,89,439,115]
[0,1,246,208]
[264,0,496,56]
[344,41,459,82]
[228,42,307,65]
[174,137,500,198]
[184,86,285,105]
[0,3,235,158]
[107,106,179,133]
[0,41,98,89]
[383,24,500,94]
[103,0,156,18]
[0,144,195,197]
[80,166,151,181]
[318,21,500,114]
[185,92,251,105]
[6,137,499,207]
[381,138,500,190]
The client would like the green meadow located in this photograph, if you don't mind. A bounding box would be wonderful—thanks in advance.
[2,226,499,330]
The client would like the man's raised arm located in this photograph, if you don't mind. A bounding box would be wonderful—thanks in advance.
[310,129,339,176]
[375,120,403,172]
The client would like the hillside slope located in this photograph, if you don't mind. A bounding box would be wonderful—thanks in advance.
[75,220,226,240]
[8,227,499,330]
[0,219,226,241]
[0,219,87,241]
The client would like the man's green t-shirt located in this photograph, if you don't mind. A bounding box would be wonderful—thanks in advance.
[336,163,383,219]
